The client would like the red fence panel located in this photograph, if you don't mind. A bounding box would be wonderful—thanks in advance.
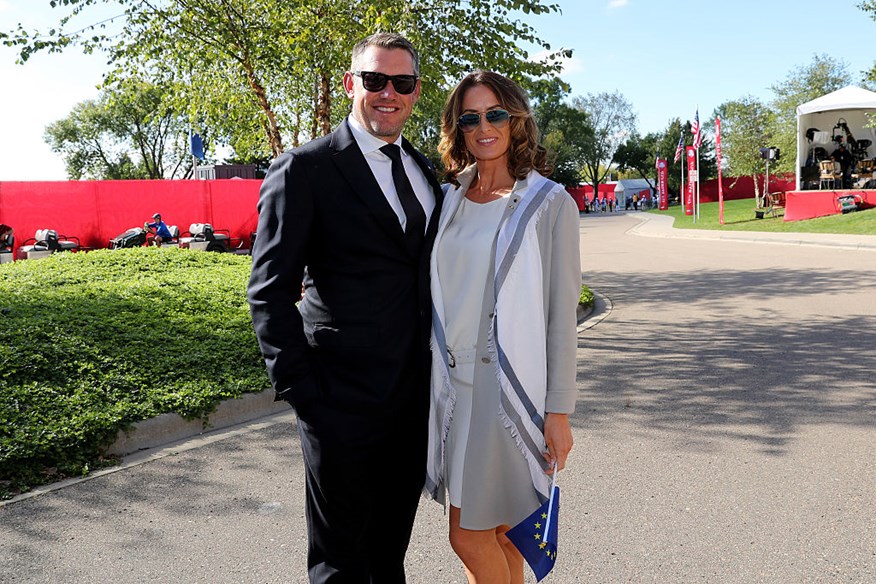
[0,180,262,252]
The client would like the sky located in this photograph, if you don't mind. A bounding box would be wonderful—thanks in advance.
[1,0,875,181]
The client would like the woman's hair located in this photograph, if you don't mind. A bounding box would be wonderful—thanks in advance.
[438,70,552,185]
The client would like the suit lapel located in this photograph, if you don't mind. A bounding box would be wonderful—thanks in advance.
[330,119,408,251]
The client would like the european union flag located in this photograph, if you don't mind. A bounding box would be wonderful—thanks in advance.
[505,485,559,581]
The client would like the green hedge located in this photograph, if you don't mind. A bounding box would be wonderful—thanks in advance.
[0,248,268,498]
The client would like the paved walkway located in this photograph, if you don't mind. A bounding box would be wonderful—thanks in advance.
[2,213,875,583]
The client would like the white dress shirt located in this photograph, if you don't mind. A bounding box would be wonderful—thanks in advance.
[347,115,435,233]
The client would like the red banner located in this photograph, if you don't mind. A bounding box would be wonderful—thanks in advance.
[716,116,724,225]
[656,159,669,210]
[685,146,696,216]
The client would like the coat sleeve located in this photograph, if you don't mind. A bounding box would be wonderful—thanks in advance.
[544,192,581,414]
[247,152,322,410]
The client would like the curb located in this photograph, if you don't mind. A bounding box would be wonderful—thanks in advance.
[628,212,876,252]
[107,388,289,457]
[577,290,612,333]
[112,295,606,457]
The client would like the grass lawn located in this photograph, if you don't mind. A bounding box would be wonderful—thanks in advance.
[652,198,876,235]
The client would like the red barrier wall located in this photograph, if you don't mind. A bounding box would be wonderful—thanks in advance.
[699,173,796,202]
[784,189,876,221]
[566,185,619,211]
[0,180,262,252]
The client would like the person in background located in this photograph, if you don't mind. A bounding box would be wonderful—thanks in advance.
[426,70,579,583]
[144,213,173,247]
[0,224,14,253]
[830,144,853,188]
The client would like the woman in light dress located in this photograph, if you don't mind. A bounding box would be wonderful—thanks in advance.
[425,71,581,583]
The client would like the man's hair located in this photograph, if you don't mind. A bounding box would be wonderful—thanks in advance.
[438,70,551,185]
[351,32,419,76]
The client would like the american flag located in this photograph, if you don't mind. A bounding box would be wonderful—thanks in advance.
[692,109,703,149]
[673,131,684,163]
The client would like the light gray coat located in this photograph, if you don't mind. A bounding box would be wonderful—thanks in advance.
[430,166,581,529]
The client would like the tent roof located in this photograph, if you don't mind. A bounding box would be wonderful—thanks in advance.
[614,179,652,192]
[796,85,876,116]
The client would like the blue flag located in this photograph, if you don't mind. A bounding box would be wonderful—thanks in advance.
[505,486,560,581]
[190,132,205,159]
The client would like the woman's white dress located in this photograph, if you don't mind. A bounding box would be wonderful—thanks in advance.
[436,195,540,524]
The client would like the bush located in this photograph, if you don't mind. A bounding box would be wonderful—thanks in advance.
[0,248,268,498]
[579,284,595,309]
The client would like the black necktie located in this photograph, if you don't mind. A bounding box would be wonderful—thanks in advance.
[380,144,426,251]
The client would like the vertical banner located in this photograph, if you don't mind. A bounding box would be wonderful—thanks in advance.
[685,146,696,216]
[657,159,669,210]
[716,116,724,225]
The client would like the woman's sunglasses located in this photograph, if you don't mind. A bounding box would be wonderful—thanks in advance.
[352,70,419,95]
[457,109,511,133]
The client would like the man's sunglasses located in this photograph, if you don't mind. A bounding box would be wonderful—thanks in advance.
[457,109,511,132]
[352,71,419,95]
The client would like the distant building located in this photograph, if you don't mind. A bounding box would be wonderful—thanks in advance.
[196,164,257,180]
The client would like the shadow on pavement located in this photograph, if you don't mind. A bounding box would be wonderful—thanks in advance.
[572,267,876,457]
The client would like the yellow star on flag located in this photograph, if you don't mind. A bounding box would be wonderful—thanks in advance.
[539,542,547,549]
[534,522,541,529]
[534,533,541,540]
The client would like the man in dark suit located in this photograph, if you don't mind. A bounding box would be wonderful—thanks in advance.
[247,32,442,583]
[831,144,854,188]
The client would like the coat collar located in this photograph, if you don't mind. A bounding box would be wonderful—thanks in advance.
[329,118,408,251]
[329,117,443,258]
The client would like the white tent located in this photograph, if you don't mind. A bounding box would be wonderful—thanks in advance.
[796,85,876,189]
[614,179,653,207]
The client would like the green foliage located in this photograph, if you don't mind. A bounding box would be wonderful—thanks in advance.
[572,91,638,198]
[5,0,569,161]
[614,131,659,189]
[0,249,268,498]
[654,198,876,234]
[712,96,775,200]
[44,79,192,180]
[578,284,594,309]
[535,97,593,186]
[768,55,854,174]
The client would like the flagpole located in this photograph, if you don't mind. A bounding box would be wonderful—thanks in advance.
[695,147,700,223]
[680,154,685,212]
[695,105,701,223]
[543,463,559,545]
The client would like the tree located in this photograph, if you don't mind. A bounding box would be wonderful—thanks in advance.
[614,132,660,190]
[572,91,637,205]
[4,0,570,161]
[769,54,853,174]
[44,80,192,180]
[712,97,774,203]
[534,94,593,186]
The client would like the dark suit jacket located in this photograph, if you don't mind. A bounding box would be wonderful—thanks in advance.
[248,118,443,428]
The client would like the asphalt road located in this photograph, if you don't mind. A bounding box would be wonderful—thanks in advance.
[2,212,875,583]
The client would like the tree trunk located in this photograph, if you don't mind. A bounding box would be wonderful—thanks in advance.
[292,106,301,149]
[317,71,332,136]
[243,62,284,157]
[753,173,762,207]
[311,78,319,141]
